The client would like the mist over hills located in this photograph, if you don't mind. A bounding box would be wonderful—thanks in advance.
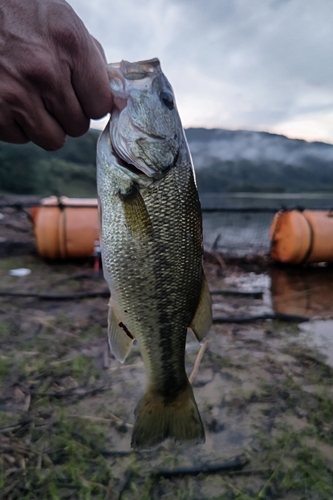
[186,128,333,169]
[185,128,333,193]
[0,127,332,196]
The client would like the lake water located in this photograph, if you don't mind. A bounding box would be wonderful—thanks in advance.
[202,196,333,364]
[200,193,333,255]
[270,266,333,364]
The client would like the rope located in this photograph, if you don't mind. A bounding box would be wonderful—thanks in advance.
[0,201,329,212]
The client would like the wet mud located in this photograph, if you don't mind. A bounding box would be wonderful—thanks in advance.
[1,196,333,499]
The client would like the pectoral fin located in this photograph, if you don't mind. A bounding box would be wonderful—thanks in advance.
[108,299,135,362]
[190,272,212,343]
[118,183,152,240]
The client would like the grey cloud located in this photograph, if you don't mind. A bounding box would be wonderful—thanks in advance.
[69,0,333,142]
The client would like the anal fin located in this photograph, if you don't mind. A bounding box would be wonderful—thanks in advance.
[108,299,134,362]
[190,272,212,343]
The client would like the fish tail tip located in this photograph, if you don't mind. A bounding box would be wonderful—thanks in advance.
[131,383,205,451]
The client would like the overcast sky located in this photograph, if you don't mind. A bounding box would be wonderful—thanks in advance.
[68,0,333,144]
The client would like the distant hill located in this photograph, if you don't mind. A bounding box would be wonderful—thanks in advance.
[185,128,333,193]
[0,127,332,196]
[0,130,99,197]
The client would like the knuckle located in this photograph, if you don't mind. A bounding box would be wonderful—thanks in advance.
[48,3,89,56]
[1,82,26,107]
[23,54,58,90]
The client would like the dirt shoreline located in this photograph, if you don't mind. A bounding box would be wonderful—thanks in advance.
[1,196,333,499]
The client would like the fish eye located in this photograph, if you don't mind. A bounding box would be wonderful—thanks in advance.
[160,91,174,110]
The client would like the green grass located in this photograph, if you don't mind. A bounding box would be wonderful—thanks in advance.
[257,430,333,499]
[2,255,333,499]
[1,410,116,500]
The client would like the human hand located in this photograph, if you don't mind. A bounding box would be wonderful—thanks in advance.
[0,0,112,150]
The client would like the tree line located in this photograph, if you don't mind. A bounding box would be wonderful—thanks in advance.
[1,129,332,197]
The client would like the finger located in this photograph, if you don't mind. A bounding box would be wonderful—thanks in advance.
[46,94,90,138]
[14,99,67,151]
[71,40,112,120]
[0,118,29,145]
[22,54,90,139]
[46,6,112,120]
[0,80,65,150]
[41,73,90,138]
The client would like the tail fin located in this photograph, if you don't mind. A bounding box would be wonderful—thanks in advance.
[131,382,205,451]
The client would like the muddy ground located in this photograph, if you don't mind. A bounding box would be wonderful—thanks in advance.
[1,196,333,500]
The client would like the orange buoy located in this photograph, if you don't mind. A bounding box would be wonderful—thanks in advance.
[270,210,333,264]
[32,196,99,259]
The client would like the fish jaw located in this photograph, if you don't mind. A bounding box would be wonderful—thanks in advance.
[106,59,182,180]
[97,122,153,191]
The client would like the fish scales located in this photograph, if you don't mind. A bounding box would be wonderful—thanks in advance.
[99,150,202,394]
[97,58,212,450]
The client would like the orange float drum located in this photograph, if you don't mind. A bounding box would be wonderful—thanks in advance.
[32,196,99,259]
[270,210,333,264]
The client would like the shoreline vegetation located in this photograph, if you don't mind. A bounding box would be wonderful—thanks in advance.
[1,128,333,197]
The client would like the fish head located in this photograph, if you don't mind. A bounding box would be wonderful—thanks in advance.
[106,58,182,180]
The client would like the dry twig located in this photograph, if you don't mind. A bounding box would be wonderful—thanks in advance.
[109,412,133,429]
[189,340,208,384]
[210,289,263,299]
[213,312,309,324]
[151,454,249,478]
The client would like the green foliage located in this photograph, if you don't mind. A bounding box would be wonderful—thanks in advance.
[1,127,333,196]
[195,159,333,194]
[0,130,99,197]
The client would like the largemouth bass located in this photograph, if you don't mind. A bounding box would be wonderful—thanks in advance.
[97,58,212,450]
